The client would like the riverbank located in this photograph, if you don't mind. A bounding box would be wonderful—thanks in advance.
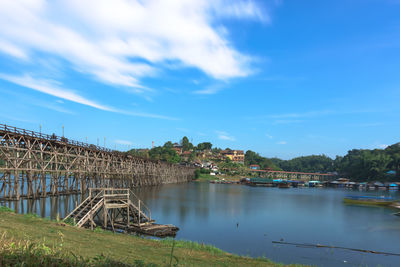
[0,208,305,266]
[195,173,243,182]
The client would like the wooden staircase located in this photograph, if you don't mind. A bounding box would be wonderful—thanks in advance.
[63,190,104,227]
[63,188,152,229]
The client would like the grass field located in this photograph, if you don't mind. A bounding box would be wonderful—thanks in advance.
[0,208,306,266]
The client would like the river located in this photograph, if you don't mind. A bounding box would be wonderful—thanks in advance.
[2,182,400,267]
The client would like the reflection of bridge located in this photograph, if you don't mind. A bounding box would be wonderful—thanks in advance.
[0,124,195,201]
[251,170,337,182]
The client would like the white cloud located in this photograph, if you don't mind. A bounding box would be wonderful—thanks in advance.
[193,84,226,95]
[0,73,178,120]
[0,73,113,111]
[211,0,268,22]
[274,119,303,124]
[115,139,133,146]
[216,131,236,141]
[0,40,28,60]
[277,141,287,145]
[0,0,267,90]
[266,133,273,139]
[378,144,388,149]
[267,109,378,119]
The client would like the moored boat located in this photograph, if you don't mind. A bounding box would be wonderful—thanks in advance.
[388,183,399,190]
[343,195,396,206]
[278,181,291,188]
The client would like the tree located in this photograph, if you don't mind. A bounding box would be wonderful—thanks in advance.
[244,150,281,170]
[188,151,196,162]
[334,148,395,181]
[180,136,193,151]
[273,155,334,173]
[148,146,180,163]
[163,141,173,149]
[196,142,212,151]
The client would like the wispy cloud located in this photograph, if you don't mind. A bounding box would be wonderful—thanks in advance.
[114,139,133,146]
[0,114,38,124]
[216,130,236,141]
[0,73,178,120]
[277,141,287,145]
[0,73,113,111]
[345,122,384,127]
[193,84,226,95]
[268,110,336,119]
[266,133,273,139]
[246,109,385,125]
[34,101,75,115]
[378,144,388,149]
[212,0,269,23]
[267,109,379,119]
[273,119,303,124]
[0,0,268,90]
[0,40,28,60]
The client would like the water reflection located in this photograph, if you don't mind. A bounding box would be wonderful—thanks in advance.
[0,194,86,219]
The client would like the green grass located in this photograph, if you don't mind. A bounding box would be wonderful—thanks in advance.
[0,208,307,266]
[195,173,219,181]
[0,233,150,266]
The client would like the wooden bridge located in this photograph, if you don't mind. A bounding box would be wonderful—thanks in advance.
[0,123,195,200]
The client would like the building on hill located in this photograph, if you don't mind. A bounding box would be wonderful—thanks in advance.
[249,164,260,170]
[171,143,183,155]
[180,150,193,161]
[197,149,213,159]
[172,147,182,155]
[220,150,245,163]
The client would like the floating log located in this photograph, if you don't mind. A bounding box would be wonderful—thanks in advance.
[272,241,400,257]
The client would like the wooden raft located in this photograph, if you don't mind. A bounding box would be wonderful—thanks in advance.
[64,188,179,237]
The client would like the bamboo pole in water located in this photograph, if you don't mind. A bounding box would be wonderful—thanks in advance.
[272,241,400,257]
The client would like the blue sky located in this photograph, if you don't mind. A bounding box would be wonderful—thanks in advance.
[0,0,399,159]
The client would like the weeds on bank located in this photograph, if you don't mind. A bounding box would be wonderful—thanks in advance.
[0,206,14,212]
[0,232,157,267]
[160,238,224,255]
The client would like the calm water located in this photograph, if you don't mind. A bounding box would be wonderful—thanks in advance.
[2,182,400,267]
[134,183,400,267]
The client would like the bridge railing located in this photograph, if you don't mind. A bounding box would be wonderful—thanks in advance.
[0,123,114,152]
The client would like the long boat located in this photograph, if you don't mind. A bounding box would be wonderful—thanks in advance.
[278,182,291,188]
[343,195,396,206]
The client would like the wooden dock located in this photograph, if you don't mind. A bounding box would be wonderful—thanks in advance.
[64,188,179,237]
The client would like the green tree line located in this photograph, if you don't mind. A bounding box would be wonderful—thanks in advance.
[267,143,400,181]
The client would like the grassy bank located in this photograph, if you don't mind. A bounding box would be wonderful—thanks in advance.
[195,173,244,182]
[0,208,305,266]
